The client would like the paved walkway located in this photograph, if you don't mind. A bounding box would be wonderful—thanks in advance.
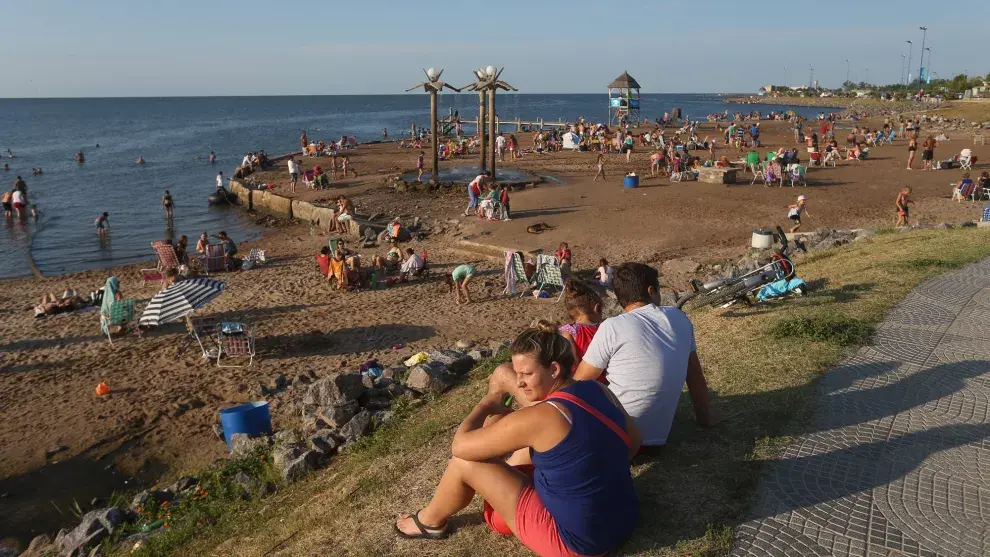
[732,260,990,557]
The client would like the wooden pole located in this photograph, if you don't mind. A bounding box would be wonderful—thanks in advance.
[430,89,439,181]
[488,88,497,176]
[478,90,486,172]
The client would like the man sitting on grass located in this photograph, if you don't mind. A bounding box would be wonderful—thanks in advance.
[572,262,721,449]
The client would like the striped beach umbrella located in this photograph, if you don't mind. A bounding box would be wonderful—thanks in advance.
[139,278,226,327]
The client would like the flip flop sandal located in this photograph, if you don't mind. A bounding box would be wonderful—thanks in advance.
[394,511,450,540]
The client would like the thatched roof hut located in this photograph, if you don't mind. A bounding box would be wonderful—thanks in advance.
[608,71,641,90]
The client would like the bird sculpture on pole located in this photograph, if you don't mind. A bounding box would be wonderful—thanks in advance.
[462,66,517,177]
[407,68,461,182]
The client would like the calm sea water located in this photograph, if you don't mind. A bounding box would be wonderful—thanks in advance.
[0,94,821,278]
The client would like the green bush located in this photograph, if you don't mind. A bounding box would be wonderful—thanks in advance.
[770,313,875,346]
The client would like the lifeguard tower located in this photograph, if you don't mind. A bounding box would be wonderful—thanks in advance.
[608,71,641,126]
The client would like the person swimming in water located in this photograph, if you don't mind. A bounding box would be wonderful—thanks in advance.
[137,156,145,165]
[209,151,216,164]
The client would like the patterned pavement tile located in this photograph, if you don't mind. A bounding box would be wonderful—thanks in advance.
[732,264,990,557]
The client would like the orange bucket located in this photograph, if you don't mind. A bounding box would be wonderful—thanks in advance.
[95,382,111,397]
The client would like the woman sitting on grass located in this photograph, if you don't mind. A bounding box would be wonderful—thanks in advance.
[394,323,641,557]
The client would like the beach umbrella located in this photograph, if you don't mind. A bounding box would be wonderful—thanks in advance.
[139,278,226,327]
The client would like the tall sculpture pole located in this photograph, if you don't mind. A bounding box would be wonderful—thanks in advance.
[462,66,516,178]
[478,91,487,172]
[407,68,460,181]
[489,87,497,174]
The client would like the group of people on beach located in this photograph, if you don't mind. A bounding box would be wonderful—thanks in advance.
[2,175,31,220]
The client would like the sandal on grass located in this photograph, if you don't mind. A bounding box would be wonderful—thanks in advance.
[394,511,450,540]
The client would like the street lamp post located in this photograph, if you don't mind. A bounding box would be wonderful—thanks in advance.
[924,47,932,84]
[808,64,814,89]
[918,26,928,85]
[407,68,461,182]
[783,66,787,87]
[906,40,914,85]
[865,68,869,85]
[845,59,850,85]
[901,54,906,86]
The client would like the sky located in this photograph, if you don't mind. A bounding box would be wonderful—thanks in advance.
[1,0,987,98]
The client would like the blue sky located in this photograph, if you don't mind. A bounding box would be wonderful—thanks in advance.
[1,0,987,97]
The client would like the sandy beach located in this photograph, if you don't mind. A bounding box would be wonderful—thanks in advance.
[2,107,989,544]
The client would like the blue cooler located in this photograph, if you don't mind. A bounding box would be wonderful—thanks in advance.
[623,175,640,189]
[219,401,272,448]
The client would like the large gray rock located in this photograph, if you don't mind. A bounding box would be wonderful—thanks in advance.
[308,429,339,454]
[467,348,493,361]
[339,410,374,443]
[302,373,366,407]
[404,363,453,395]
[274,428,304,447]
[272,444,305,473]
[130,488,174,510]
[281,450,319,483]
[428,350,474,375]
[55,507,135,556]
[230,433,269,459]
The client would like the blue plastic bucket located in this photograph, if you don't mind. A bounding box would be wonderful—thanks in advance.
[623,175,639,189]
[219,401,272,448]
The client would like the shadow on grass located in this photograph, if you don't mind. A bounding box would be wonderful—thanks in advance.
[256,323,437,358]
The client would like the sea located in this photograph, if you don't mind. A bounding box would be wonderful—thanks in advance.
[0,94,823,279]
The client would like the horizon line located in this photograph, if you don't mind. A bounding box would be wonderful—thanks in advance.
[0,92,751,100]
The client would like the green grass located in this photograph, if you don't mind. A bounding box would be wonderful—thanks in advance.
[770,313,875,346]
[118,229,990,557]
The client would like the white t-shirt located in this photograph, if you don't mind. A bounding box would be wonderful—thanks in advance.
[287,160,299,174]
[583,304,697,446]
[216,175,224,189]
[597,265,615,285]
[401,253,424,273]
[11,190,25,205]
[242,155,252,167]
[495,136,507,149]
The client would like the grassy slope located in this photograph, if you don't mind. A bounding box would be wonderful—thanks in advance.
[155,228,990,557]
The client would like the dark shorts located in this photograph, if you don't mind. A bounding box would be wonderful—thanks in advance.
[899,207,909,216]
[290,172,298,181]
[1,202,10,212]
[789,214,801,222]
[922,150,933,161]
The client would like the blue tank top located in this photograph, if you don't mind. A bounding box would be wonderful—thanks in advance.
[531,381,639,555]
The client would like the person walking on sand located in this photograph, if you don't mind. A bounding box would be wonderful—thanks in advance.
[416,151,425,182]
[95,212,110,235]
[896,186,916,227]
[382,128,388,141]
[495,133,507,162]
[787,195,810,233]
[341,156,357,178]
[162,190,174,221]
[906,136,918,170]
[287,157,300,193]
[594,153,606,182]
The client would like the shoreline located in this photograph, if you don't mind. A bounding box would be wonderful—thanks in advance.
[724,95,850,109]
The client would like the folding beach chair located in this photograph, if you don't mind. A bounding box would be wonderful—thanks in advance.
[533,254,565,302]
[504,252,532,296]
[823,150,838,168]
[216,323,255,368]
[201,243,226,275]
[104,299,135,344]
[959,150,974,171]
[302,170,315,189]
[982,205,990,223]
[787,165,808,187]
[184,315,219,359]
[142,241,182,285]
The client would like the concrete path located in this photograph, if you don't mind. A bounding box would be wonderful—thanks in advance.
[732,260,990,557]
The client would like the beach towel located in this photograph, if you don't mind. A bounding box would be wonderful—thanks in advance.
[99,277,120,335]
[503,251,518,295]
[329,258,348,289]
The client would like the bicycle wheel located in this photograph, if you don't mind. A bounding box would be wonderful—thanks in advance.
[685,281,753,310]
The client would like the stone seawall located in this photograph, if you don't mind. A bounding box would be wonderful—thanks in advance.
[229,178,365,237]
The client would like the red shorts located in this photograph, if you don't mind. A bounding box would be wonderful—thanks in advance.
[483,465,601,557]
[13,202,25,209]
